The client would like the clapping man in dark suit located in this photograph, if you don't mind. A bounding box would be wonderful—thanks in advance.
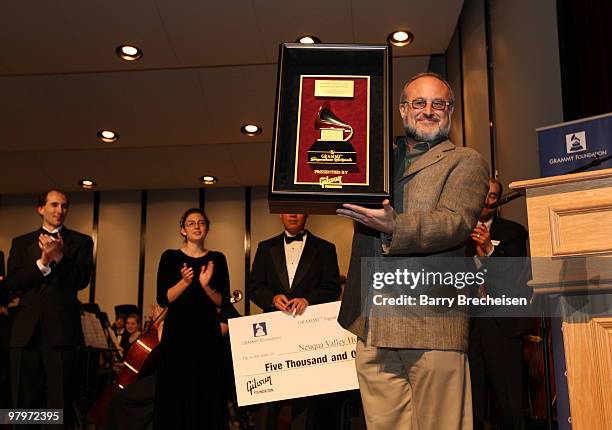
[468,178,533,430]
[7,189,93,427]
[248,213,341,429]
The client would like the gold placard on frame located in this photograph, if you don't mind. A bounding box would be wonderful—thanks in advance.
[314,80,355,98]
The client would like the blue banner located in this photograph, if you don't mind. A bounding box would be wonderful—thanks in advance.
[537,112,612,177]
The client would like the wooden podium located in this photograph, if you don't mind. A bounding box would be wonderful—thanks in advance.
[510,168,612,429]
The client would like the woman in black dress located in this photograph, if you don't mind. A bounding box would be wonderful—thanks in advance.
[154,208,230,429]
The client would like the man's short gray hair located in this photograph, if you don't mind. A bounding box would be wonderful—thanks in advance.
[400,72,455,105]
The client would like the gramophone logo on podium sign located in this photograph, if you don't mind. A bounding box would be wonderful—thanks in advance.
[308,103,357,165]
[565,131,587,154]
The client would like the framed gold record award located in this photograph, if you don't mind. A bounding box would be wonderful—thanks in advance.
[269,43,391,214]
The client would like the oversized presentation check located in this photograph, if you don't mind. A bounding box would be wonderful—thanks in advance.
[228,301,359,406]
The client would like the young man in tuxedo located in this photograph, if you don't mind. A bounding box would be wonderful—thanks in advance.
[248,213,341,429]
[7,189,93,427]
[248,213,341,315]
[468,178,533,430]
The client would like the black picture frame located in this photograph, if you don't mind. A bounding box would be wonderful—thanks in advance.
[269,43,392,214]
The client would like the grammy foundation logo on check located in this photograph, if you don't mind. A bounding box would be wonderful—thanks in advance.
[319,175,343,189]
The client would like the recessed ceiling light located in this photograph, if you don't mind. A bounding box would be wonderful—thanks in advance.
[296,35,321,44]
[116,44,143,61]
[241,124,262,136]
[387,31,414,47]
[97,130,119,143]
[200,175,218,185]
[79,179,97,189]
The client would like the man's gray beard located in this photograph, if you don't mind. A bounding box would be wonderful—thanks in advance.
[404,123,450,144]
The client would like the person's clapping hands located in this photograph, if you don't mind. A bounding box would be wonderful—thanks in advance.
[470,224,493,257]
[180,263,194,285]
[39,233,64,264]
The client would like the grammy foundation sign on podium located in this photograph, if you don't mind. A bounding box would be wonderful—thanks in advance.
[269,43,391,214]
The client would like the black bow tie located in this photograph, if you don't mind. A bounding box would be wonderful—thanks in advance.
[284,232,305,244]
[40,229,60,239]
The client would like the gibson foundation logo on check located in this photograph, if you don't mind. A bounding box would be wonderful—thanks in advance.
[228,301,358,406]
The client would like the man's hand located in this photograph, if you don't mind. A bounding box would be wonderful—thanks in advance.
[286,298,309,316]
[39,233,64,264]
[336,199,396,234]
[273,294,290,311]
[470,224,493,257]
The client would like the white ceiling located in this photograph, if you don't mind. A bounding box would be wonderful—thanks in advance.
[0,0,463,193]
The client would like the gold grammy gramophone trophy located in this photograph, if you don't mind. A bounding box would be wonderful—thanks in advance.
[307,102,357,165]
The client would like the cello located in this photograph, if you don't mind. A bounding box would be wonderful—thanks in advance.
[88,290,243,427]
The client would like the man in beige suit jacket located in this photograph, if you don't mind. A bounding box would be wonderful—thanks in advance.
[337,73,489,430]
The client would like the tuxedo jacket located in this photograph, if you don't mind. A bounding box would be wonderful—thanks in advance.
[469,216,534,337]
[7,227,93,347]
[248,231,341,312]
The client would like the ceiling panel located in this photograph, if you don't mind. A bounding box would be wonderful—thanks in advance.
[253,0,355,62]
[0,152,51,194]
[1,68,216,151]
[352,0,463,54]
[0,1,462,76]
[0,143,256,194]
[229,142,272,185]
[0,1,462,193]
[155,0,268,66]
[196,64,277,144]
[0,0,177,75]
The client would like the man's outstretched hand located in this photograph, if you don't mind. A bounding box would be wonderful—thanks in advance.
[336,199,396,235]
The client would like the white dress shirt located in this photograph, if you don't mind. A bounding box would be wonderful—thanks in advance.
[284,230,307,288]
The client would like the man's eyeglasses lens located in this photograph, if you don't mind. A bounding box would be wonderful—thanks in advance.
[185,220,206,228]
[405,99,450,111]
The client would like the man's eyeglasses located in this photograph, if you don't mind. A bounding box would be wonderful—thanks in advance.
[184,220,207,228]
[401,99,452,111]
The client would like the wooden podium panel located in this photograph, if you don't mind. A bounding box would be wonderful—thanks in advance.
[561,316,612,428]
[510,168,612,429]
[511,168,612,293]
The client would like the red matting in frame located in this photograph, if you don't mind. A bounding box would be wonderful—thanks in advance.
[294,76,369,186]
